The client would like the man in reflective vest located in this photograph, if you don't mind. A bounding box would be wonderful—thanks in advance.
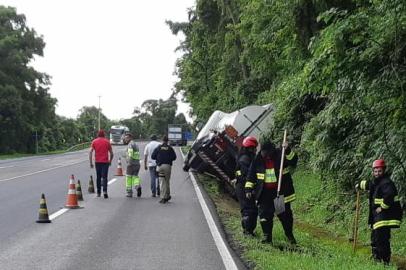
[356,159,402,264]
[125,133,141,198]
[235,136,258,236]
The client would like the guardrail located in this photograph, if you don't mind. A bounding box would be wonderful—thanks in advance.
[66,142,91,152]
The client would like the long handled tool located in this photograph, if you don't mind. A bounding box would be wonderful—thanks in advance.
[274,129,287,215]
[352,190,361,252]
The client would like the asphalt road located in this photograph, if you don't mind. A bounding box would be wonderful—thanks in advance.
[0,143,243,269]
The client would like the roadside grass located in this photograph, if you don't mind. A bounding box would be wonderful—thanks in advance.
[0,142,91,160]
[197,171,403,270]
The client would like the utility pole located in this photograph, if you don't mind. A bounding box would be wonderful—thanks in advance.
[98,95,101,131]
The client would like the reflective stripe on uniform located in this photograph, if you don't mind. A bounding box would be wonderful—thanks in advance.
[373,220,401,230]
[360,180,367,190]
[286,151,295,160]
[375,196,400,209]
[256,173,265,180]
[284,194,296,203]
[282,168,289,175]
[236,170,241,176]
[265,169,277,183]
[245,181,254,189]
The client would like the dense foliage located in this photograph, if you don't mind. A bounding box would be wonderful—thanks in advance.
[168,0,406,199]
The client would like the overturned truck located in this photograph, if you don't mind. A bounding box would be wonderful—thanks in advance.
[183,104,274,194]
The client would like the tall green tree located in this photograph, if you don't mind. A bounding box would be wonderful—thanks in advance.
[0,6,56,153]
[170,0,406,200]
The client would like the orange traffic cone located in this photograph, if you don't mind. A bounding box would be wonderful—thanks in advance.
[115,157,124,176]
[76,179,84,201]
[36,193,51,223]
[65,174,80,209]
[88,175,95,193]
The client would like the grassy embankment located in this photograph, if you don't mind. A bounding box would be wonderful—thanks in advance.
[196,168,405,270]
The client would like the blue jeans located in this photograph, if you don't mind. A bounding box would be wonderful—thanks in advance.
[149,166,159,195]
[95,163,109,193]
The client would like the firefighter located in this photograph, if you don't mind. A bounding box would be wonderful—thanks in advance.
[245,141,278,244]
[274,144,298,245]
[235,136,258,236]
[356,159,402,264]
[245,140,298,244]
[124,133,142,197]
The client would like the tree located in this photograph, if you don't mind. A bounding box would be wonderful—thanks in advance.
[0,6,56,153]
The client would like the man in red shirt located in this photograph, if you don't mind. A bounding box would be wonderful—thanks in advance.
[89,129,114,198]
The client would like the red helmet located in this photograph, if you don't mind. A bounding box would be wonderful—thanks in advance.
[372,159,385,168]
[242,136,258,148]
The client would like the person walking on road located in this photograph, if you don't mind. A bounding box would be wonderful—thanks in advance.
[356,159,402,264]
[235,136,258,236]
[89,129,114,198]
[144,134,161,197]
[151,135,177,204]
[124,133,142,197]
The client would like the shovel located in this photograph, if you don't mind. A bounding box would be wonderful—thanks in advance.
[274,129,287,215]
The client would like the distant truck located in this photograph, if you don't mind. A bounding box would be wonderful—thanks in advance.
[168,124,187,146]
[182,104,274,195]
[110,125,130,145]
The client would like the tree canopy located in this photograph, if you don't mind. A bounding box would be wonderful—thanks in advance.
[168,0,406,197]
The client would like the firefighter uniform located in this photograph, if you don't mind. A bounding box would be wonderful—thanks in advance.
[126,140,141,197]
[235,150,257,235]
[276,147,298,244]
[359,174,402,263]
[245,143,298,244]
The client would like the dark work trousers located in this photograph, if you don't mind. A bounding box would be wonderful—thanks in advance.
[148,166,160,196]
[371,227,391,264]
[95,162,109,194]
[258,189,277,239]
[277,202,295,239]
[235,182,258,233]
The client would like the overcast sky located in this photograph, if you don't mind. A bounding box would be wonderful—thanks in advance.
[2,0,194,121]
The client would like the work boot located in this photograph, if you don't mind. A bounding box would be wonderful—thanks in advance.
[166,195,171,202]
[97,193,101,197]
[126,190,133,198]
[243,230,255,237]
[151,193,156,197]
[103,193,109,199]
[287,235,297,245]
[159,199,167,204]
[137,187,142,197]
[261,234,272,244]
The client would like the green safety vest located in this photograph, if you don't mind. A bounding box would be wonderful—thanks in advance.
[127,148,140,160]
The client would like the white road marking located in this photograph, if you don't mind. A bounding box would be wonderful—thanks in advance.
[0,159,87,183]
[108,178,118,185]
[49,208,69,220]
[180,149,238,270]
[48,177,119,220]
[0,165,15,169]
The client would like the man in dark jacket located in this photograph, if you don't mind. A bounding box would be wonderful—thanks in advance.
[273,144,298,245]
[357,159,402,264]
[151,135,177,204]
[245,141,298,244]
[235,136,258,236]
